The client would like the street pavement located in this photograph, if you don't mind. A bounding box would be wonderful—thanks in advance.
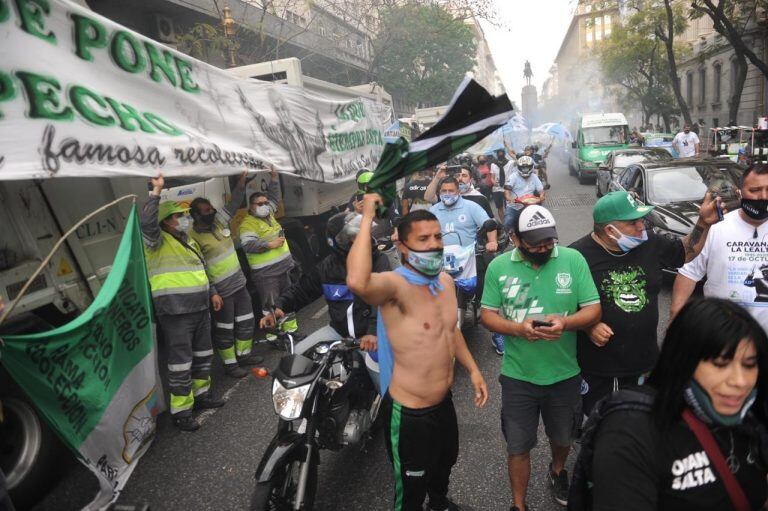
[32,157,673,511]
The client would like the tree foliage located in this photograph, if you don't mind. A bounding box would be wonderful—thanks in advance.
[598,5,686,127]
[372,3,477,106]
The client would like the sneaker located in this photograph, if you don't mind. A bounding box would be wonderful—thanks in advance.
[225,365,248,378]
[491,333,505,355]
[548,463,569,506]
[238,354,264,366]
[173,416,200,432]
[194,395,226,410]
[427,498,461,511]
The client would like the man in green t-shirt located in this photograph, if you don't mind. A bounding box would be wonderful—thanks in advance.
[481,205,601,511]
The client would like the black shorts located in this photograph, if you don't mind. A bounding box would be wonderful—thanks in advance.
[383,392,458,511]
[500,374,582,455]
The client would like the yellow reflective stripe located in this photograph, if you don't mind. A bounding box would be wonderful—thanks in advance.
[281,318,298,333]
[208,251,241,281]
[170,391,194,414]
[147,264,203,278]
[192,377,211,396]
[149,269,208,293]
[247,245,291,269]
[218,347,237,365]
[207,245,237,266]
[235,339,253,356]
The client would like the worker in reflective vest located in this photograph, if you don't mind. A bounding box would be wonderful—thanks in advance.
[189,171,263,379]
[239,167,298,332]
[141,174,225,432]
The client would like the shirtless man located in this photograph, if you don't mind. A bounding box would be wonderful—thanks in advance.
[347,194,488,511]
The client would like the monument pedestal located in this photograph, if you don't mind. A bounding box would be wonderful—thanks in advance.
[521,85,538,125]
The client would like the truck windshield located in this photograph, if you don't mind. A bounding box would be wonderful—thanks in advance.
[582,126,628,145]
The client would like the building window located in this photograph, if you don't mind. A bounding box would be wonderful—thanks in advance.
[604,14,612,36]
[319,24,327,37]
[686,72,694,106]
[713,63,722,103]
[699,68,706,106]
[595,17,602,40]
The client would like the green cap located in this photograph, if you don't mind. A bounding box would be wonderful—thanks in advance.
[593,191,654,224]
[158,201,189,221]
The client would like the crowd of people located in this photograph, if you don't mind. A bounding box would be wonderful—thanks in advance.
[138,150,768,511]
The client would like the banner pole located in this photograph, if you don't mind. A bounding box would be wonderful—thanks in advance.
[0,194,138,332]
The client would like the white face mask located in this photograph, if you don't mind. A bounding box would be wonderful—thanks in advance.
[254,205,271,218]
[176,216,192,233]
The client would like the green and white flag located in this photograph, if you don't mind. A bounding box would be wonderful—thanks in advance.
[368,76,514,207]
[0,205,161,510]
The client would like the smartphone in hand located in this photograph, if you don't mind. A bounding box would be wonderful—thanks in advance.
[532,320,554,328]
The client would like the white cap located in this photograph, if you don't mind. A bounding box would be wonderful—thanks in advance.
[517,205,558,244]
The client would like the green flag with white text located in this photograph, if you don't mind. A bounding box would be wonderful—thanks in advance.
[0,205,161,510]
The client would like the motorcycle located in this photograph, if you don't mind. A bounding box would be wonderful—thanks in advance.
[250,316,381,511]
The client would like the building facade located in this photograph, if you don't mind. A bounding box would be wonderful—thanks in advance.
[541,0,642,130]
[676,11,768,130]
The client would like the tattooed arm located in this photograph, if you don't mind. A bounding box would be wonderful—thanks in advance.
[681,220,708,263]
[681,191,723,263]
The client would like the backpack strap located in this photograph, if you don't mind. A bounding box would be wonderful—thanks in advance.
[682,408,751,511]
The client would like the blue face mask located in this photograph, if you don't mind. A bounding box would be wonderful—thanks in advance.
[607,225,648,252]
[458,182,471,194]
[440,194,459,207]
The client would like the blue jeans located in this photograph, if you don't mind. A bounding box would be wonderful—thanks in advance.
[503,206,522,232]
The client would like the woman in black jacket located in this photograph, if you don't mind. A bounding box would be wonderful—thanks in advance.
[590,298,768,511]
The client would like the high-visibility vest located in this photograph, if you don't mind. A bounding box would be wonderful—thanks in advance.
[239,214,291,271]
[189,221,241,285]
[143,231,209,299]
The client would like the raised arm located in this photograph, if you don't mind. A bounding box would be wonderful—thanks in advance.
[346,194,399,306]
[424,166,446,203]
[140,174,164,250]
[680,191,722,262]
[221,171,248,220]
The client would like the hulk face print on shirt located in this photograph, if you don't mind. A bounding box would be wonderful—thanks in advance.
[602,267,648,313]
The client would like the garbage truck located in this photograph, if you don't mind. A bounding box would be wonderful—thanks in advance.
[0,57,392,507]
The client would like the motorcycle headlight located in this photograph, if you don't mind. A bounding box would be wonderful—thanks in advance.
[272,380,311,420]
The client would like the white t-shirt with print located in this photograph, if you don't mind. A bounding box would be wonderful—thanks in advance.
[679,210,768,330]
[673,131,700,157]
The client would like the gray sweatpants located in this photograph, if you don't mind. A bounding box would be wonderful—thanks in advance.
[157,310,214,417]
[212,286,255,367]
[256,272,292,314]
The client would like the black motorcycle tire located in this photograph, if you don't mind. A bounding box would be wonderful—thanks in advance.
[250,452,319,511]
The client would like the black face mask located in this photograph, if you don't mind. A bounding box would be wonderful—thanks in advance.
[742,198,768,220]
[199,211,217,225]
[518,245,553,266]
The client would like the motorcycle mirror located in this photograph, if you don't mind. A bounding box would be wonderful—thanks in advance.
[252,367,269,378]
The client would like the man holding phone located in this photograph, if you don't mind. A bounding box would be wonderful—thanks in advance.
[480,205,601,510]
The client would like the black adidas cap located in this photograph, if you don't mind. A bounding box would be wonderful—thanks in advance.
[517,205,558,244]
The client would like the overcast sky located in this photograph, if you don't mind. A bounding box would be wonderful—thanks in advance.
[481,0,576,107]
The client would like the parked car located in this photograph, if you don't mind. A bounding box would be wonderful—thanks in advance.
[642,132,679,158]
[596,148,673,197]
[607,159,743,271]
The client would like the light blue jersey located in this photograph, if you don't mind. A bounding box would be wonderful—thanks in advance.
[505,173,544,210]
[430,196,490,247]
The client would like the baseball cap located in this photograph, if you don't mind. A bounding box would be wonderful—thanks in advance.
[517,205,558,244]
[158,201,189,221]
[593,191,654,224]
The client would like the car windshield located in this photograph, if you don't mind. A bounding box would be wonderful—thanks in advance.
[614,152,671,168]
[647,165,741,204]
[583,125,628,145]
